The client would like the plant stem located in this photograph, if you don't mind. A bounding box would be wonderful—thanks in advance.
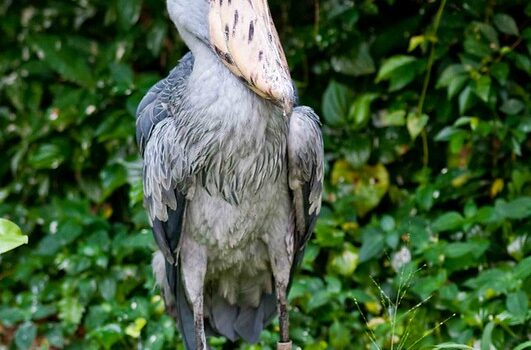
[418,0,447,168]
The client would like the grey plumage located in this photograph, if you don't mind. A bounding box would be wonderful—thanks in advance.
[137,1,324,349]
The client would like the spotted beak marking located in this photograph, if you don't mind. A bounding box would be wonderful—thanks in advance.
[208,0,295,115]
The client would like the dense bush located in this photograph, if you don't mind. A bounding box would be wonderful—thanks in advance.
[0,0,529,349]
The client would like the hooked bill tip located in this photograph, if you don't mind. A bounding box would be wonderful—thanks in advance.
[281,94,295,117]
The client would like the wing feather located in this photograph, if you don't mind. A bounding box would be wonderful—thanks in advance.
[136,52,194,265]
[287,106,324,271]
[136,52,194,155]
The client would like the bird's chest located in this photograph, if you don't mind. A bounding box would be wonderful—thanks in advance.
[185,121,290,262]
[183,80,290,270]
[197,110,288,205]
[186,167,290,275]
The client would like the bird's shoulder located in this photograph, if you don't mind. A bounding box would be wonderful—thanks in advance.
[135,52,195,155]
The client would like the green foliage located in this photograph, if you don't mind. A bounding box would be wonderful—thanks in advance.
[0,219,28,254]
[0,0,529,349]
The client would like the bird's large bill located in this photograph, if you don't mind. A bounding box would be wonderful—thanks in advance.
[208,0,294,114]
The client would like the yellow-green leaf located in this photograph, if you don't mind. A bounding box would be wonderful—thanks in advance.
[0,219,28,254]
[125,318,147,338]
[407,113,429,140]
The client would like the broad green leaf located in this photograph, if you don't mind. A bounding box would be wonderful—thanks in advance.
[306,289,330,311]
[437,64,467,88]
[475,206,503,224]
[329,243,359,276]
[125,318,147,338]
[348,93,377,129]
[447,75,469,99]
[117,0,142,30]
[0,307,25,326]
[454,116,478,128]
[99,277,117,301]
[147,20,168,57]
[406,112,429,140]
[416,184,435,211]
[376,55,417,81]
[343,135,371,168]
[434,126,467,142]
[444,241,489,258]
[512,52,531,74]
[376,55,422,91]
[408,35,427,52]
[59,297,85,326]
[481,322,495,350]
[465,268,517,295]
[14,322,37,350]
[495,197,531,219]
[473,75,491,102]
[518,117,531,134]
[459,85,475,115]
[412,270,447,299]
[329,320,350,349]
[95,111,133,141]
[376,110,406,127]
[491,62,510,85]
[89,323,123,349]
[0,218,28,254]
[476,23,500,48]
[36,219,83,256]
[493,14,519,35]
[28,143,67,170]
[332,161,389,217]
[359,228,384,262]
[100,163,128,201]
[514,341,531,350]
[109,62,134,94]
[28,35,93,86]
[322,81,352,126]
[500,99,524,115]
[432,212,465,232]
[464,23,494,57]
[380,215,395,232]
[506,291,528,320]
[514,256,531,280]
[315,223,345,248]
[331,42,375,76]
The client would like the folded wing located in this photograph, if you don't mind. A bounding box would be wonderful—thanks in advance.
[135,53,197,349]
[287,106,324,275]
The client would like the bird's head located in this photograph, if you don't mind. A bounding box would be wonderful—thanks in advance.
[167,0,295,115]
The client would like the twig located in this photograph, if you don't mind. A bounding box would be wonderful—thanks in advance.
[418,0,447,168]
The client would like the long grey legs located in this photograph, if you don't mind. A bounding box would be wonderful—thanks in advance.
[181,236,208,350]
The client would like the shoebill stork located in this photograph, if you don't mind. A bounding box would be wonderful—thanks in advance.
[136,0,323,349]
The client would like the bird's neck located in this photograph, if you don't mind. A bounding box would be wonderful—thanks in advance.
[185,42,269,120]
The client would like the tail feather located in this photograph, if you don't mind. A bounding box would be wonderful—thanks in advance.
[211,291,277,344]
[210,294,239,341]
[233,305,264,343]
[153,252,197,350]
[175,265,197,350]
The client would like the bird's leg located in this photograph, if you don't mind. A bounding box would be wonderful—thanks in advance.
[181,236,208,350]
[268,243,293,349]
[276,280,291,345]
[192,296,206,350]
